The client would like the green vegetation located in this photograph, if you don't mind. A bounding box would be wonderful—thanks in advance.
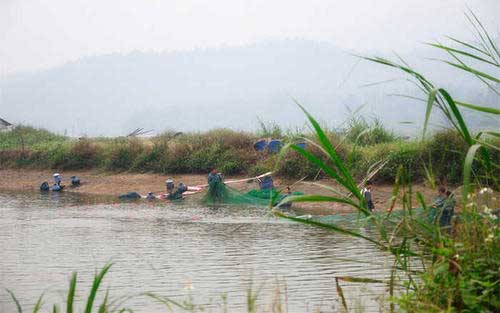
[5,262,299,313]
[275,10,500,312]
[2,120,496,184]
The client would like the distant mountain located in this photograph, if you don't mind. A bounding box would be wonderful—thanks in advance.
[1,39,497,136]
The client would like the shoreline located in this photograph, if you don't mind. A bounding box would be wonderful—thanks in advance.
[0,169,438,215]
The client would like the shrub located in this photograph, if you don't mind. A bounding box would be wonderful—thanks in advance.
[352,141,424,183]
[105,138,144,171]
[248,161,273,177]
[276,149,323,179]
[426,130,468,184]
[132,144,168,173]
[59,139,102,169]
[0,125,67,150]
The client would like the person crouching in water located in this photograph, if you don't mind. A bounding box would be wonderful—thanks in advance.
[146,192,156,200]
[164,179,188,200]
[257,175,274,190]
[361,181,375,212]
[52,173,64,191]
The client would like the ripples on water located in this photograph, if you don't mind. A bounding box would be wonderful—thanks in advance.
[0,191,393,312]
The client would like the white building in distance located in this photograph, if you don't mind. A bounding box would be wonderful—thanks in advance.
[0,117,13,132]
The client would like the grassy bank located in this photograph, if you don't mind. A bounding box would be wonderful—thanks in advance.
[2,124,496,185]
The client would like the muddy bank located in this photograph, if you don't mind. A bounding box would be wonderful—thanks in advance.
[0,169,438,215]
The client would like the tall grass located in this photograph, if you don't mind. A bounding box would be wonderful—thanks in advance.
[5,264,297,313]
[275,11,499,312]
[343,116,398,146]
[5,263,138,313]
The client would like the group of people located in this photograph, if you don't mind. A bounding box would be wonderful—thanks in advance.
[143,179,189,200]
[205,167,294,207]
[40,173,80,192]
[360,176,456,227]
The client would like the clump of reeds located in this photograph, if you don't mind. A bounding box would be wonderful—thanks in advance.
[5,263,136,313]
[275,9,499,312]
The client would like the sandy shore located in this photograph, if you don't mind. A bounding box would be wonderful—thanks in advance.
[0,169,438,215]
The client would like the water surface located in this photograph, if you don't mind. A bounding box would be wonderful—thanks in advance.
[0,191,392,312]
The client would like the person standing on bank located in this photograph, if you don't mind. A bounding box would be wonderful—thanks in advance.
[361,181,375,212]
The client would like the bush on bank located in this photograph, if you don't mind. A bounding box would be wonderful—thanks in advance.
[1,125,496,184]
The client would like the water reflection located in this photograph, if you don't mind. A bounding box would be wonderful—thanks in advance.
[0,190,392,312]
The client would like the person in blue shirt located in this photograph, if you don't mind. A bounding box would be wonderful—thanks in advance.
[257,175,274,190]
[429,186,447,223]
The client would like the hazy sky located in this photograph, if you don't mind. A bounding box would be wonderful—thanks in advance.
[1,0,499,75]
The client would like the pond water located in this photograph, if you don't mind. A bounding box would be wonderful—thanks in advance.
[0,191,393,312]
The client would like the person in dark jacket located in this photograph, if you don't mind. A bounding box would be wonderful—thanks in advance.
[207,168,223,184]
[439,190,455,227]
[361,181,375,212]
[71,176,81,186]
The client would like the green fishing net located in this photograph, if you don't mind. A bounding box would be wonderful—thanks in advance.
[311,208,431,225]
[202,180,302,207]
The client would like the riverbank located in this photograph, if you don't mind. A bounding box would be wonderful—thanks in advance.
[0,169,439,215]
[3,125,494,186]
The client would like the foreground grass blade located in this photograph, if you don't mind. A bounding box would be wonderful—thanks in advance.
[85,263,113,313]
[6,289,23,313]
[337,276,384,284]
[33,293,44,313]
[289,144,349,189]
[335,278,348,313]
[438,88,473,144]
[274,211,382,247]
[145,292,188,311]
[293,98,361,200]
[67,272,77,313]
[463,144,482,201]
[455,101,500,115]
[422,89,437,140]
[428,43,499,66]
[443,61,500,83]
[97,289,109,313]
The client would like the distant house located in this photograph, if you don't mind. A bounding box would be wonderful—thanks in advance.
[0,117,13,132]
